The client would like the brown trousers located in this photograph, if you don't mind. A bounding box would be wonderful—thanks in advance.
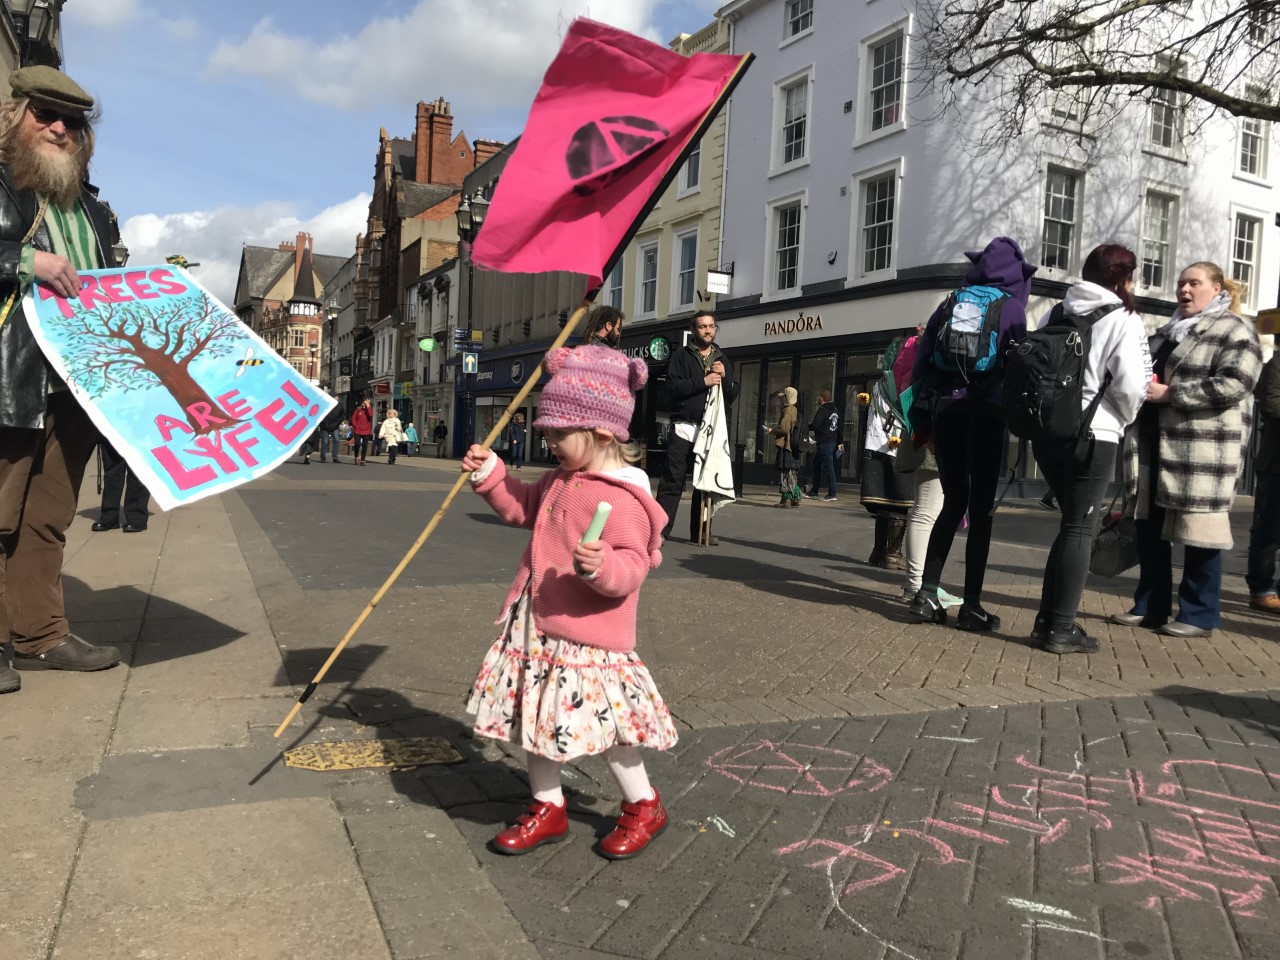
[0,393,98,653]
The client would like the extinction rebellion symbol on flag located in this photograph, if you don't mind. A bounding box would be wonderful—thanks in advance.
[565,116,670,196]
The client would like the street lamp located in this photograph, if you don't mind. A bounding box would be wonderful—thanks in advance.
[455,188,490,451]
[11,0,61,67]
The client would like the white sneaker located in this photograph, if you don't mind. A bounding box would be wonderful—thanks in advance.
[938,589,963,609]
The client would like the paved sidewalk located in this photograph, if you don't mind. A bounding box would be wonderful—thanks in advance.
[5,457,1280,959]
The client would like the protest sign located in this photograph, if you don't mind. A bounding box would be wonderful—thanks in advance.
[22,265,335,511]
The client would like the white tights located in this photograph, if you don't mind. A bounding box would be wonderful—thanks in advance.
[525,745,654,806]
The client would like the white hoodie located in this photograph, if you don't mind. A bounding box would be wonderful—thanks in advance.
[1036,280,1152,444]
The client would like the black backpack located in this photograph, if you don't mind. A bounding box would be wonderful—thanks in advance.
[1003,302,1121,445]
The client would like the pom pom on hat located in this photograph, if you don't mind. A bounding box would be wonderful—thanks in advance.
[533,344,643,440]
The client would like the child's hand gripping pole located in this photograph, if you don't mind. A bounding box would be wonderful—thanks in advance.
[573,502,611,578]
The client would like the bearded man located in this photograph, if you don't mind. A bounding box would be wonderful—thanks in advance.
[0,66,123,695]
[582,304,623,348]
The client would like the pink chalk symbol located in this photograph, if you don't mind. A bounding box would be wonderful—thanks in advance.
[706,740,892,797]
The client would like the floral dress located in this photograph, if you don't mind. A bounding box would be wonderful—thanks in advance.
[465,585,678,760]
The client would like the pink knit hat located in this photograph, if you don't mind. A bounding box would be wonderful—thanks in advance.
[533,344,647,440]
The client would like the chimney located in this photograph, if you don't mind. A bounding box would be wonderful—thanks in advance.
[427,98,455,185]
[414,101,430,183]
[294,232,307,282]
[279,241,295,252]
[473,138,504,168]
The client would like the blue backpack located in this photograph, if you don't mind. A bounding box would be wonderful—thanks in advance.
[931,285,1008,379]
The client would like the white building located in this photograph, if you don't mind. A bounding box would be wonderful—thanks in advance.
[715,0,1276,485]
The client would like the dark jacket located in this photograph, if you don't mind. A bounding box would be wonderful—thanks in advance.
[911,236,1035,410]
[810,400,841,443]
[0,164,121,429]
[320,406,344,432]
[666,341,738,423]
[1257,352,1280,476]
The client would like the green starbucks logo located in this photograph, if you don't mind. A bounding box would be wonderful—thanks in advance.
[648,336,670,361]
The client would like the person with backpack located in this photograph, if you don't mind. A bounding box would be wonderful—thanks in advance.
[859,342,913,568]
[806,389,842,500]
[769,387,802,507]
[907,236,1036,630]
[1017,244,1151,654]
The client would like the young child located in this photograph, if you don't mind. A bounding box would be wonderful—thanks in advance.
[462,345,677,859]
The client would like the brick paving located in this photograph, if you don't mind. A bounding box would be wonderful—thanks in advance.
[10,453,1280,959]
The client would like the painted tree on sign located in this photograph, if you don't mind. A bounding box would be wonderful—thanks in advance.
[918,0,1280,148]
[55,293,244,432]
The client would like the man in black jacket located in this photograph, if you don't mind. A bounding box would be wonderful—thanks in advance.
[0,67,124,693]
[806,388,843,500]
[656,311,738,542]
[1247,350,1280,614]
[318,398,343,462]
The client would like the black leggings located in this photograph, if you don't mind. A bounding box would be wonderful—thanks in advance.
[921,402,1005,604]
[1033,438,1118,630]
[354,434,371,461]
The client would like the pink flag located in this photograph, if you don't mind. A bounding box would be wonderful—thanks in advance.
[471,18,748,286]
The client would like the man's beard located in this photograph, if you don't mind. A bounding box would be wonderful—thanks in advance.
[10,132,86,208]
[604,326,621,347]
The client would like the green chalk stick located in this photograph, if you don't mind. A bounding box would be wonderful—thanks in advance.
[580,502,611,543]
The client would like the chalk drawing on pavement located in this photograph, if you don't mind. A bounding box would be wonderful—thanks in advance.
[705,740,893,797]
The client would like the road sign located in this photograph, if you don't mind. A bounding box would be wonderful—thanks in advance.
[462,353,478,374]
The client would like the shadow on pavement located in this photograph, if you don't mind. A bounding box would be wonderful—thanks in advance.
[277,645,616,841]
[1154,684,1280,741]
[63,575,246,663]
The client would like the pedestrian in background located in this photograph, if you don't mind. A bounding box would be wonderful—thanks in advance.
[508,412,527,470]
[318,402,343,463]
[379,408,406,464]
[892,330,959,607]
[1246,349,1280,615]
[92,440,150,533]
[583,304,624,348]
[908,237,1036,632]
[434,420,448,458]
[351,398,373,466]
[770,387,802,508]
[462,345,676,860]
[405,421,419,456]
[806,388,841,501]
[1119,262,1262,638]
[1029,244,1150,655]
[656,311,737,543]
[860,342,912,568]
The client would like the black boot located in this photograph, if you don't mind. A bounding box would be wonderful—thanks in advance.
[867,515,889,567]
[884,517,907,571]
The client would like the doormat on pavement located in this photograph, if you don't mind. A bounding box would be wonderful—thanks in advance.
[284,736,464,772]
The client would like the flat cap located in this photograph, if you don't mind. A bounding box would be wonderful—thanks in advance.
[8,65,93,113]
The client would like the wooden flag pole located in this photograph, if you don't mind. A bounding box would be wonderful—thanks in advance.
[273,298,595,737]
[273,48,757,739]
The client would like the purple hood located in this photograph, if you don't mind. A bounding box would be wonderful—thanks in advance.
[963,236,1037,305]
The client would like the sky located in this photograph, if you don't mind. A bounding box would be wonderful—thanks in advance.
[61,0,724,306]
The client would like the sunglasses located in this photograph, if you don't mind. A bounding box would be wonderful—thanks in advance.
[28,105,86,132]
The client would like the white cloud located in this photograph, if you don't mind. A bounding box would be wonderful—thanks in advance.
[76,0,143,28]
[206,0,666,112]
[162,17,199,40]
[119,193,371,308]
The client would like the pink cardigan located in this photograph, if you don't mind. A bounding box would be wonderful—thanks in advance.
[472,458,666,652]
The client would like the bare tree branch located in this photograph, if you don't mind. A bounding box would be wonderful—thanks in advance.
[918,0,1280,148]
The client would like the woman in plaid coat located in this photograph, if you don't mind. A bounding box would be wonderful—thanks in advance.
[1117,262,1263,638]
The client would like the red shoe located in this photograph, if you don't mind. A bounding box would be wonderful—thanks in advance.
[491,800,569,855]
[598,790,667,860]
